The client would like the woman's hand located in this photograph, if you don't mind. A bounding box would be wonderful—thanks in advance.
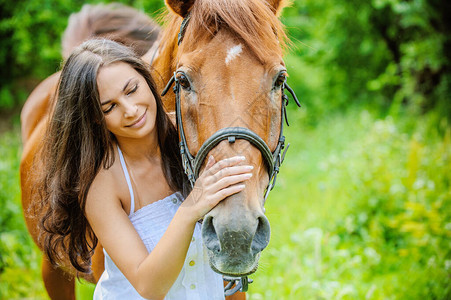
[181,155,254,222]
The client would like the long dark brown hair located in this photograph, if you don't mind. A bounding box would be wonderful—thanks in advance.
[37,39,188,273]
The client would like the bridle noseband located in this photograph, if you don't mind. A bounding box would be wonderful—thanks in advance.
[160,13,301,294]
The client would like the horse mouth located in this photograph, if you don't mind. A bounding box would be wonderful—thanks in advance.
[206,250,260,277]
[210,264,258,277]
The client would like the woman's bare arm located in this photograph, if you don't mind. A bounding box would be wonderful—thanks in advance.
[86,156,253,299]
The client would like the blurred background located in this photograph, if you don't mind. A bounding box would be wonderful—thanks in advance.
[0,0,450,299]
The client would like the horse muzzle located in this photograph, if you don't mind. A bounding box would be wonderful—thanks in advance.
[201,193,271,276]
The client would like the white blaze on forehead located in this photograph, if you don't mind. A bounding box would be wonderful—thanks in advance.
[225,44,243,65]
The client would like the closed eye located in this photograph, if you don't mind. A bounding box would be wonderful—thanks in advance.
[103,103,117,114]
[126,84,138,96]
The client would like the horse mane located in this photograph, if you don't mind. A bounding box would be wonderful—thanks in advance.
[62,3,161,59]
[153,0,288,87]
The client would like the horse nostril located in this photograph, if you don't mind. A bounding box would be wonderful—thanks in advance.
[251,215,271,255]
[202,215,221,253]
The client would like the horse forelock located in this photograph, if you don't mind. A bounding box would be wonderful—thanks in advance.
[187,0,287,62]
[157,0,287,67]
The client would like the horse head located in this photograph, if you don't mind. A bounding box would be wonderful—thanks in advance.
[153,0,298,277]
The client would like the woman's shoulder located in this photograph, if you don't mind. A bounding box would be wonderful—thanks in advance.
[86,156,130,214]
[93,158,119,184]
[88,155,126,201]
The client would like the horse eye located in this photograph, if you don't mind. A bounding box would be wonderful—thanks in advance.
[177,73,191,90]
[275,73,287,88]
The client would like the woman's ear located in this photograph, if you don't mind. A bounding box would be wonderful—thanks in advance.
[165,0,196,18]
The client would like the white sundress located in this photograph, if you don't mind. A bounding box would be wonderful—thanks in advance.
[93,146,225,300]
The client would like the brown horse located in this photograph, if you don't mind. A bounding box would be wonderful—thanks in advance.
[148,0,296,278]
[21,0,296,298]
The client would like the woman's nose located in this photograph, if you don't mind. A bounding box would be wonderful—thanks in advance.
[122,101,138,118]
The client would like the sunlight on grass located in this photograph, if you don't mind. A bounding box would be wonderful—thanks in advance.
[247,110,451,299]
[76,280,95,299]
[1,110,450,299]
[0,126,47,299]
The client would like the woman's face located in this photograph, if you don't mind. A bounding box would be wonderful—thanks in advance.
[97,62,157,140]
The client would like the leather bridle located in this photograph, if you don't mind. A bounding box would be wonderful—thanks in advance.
[160,13,301,294]
[161,74,300,202]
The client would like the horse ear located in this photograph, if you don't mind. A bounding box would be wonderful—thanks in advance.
[266,0,289,16]
[165,0,195,18]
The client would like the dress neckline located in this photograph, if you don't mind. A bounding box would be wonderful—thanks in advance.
[129,191,182,218]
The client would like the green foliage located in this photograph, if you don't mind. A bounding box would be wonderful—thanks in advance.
[324,114,451,299]
[0,126,46,298]
[247,110,450,299]
[282,0,451,122]
[0,0,165,110]
[3,109,449,299]
[1,0,449,116]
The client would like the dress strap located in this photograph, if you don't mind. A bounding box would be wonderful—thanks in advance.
[117,145,135,216]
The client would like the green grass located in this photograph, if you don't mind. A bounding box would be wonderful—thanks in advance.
[0,124,46,299]
[247,109,451,299]
[0,109,450,299]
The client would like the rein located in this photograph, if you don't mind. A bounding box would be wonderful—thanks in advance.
[160,12,301,295]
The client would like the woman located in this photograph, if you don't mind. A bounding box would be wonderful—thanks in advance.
[21,2,161,145]
[37,39,253,299]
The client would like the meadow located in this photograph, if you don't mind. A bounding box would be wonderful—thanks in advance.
[1,106,449,299]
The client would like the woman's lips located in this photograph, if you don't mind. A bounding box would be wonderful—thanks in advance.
[126,109,147,128]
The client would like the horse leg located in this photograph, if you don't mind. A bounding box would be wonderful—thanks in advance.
[41,255,75,300]
[90,244,104,282]
[225,292,246,300]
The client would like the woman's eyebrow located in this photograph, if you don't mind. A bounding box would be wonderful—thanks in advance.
[122,78,133,92]
[101,78,134,105]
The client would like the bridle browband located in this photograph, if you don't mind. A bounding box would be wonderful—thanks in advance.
[160,12,301,294]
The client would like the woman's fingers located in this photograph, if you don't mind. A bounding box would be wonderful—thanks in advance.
[203,156,246,177]
[212,164,253,179]
[203,165,253,186]
[187,155,255,218]
[204,155,216,171]
[208,183,246,206]
[211,172,253,192]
